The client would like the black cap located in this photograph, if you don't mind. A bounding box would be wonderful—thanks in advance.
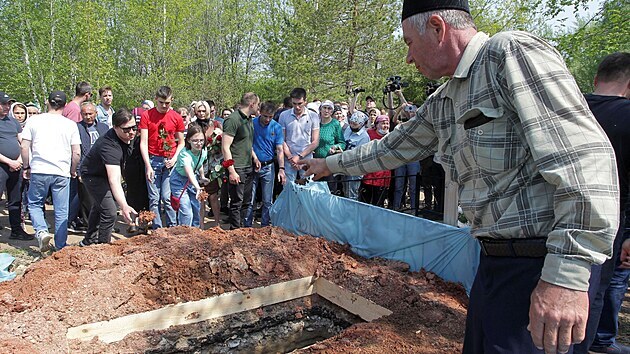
[0,91,11,104]
[48,90,67,105]
[366,95,375,102]
[402,0,470,22]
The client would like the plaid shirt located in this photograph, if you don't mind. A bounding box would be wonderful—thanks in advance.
[326,32,619,291]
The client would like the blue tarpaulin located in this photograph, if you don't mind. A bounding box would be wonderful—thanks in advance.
[0,253,16,282]
[270,181,480,293]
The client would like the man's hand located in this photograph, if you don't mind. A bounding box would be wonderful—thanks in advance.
[301,158,332,181]
[620,238,630,268]
[228,170,240,185]
[71,170,78,178]
[145,166,155,183]
[278,169,286,185]
[253,158,261,172]
[120,205,138,224]
[22,169,30,180]
[289,155,300,168]
[7,159,21,171]
[165,157,176,169]
[528,280,588,354]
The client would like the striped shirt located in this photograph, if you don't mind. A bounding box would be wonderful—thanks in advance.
[325,31,619,291]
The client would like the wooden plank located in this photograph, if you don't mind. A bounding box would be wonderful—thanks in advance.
[314,278,392,322]
[67,276,316,343]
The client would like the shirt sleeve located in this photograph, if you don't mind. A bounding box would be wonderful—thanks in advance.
[138,111,149,130]
[274,123,284,146]
[100,141,123,166]
[222,117,239,137]
[174,112,185,132]
[70,123,81,145]
[496,33,619,291]
[21,121,32,141]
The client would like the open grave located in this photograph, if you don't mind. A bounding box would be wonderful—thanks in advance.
[0,226,468,353]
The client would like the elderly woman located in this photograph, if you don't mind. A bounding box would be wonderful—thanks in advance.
[314,100,346,194]
[358,115,391,207]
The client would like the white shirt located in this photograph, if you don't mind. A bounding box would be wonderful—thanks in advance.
[22,113,81,177]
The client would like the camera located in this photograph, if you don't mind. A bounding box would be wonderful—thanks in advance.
[404,105,417,113]
[383,76,409,94]
[352,87,366,94]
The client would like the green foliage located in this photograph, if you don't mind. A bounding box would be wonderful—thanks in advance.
[554,0,630,92]
[0,0,625,109]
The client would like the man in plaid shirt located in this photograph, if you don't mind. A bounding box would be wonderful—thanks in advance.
[303,1,619,353]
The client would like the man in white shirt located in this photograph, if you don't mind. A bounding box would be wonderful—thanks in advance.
[21,90,81,252]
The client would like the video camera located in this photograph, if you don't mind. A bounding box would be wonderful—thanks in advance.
[383,76,409,94]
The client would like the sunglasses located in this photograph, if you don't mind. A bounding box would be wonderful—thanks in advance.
[120,125,138,133]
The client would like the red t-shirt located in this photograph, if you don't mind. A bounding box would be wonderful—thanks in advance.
[138,108,185,158]
[363,128,391,187]
[62,101,82,123]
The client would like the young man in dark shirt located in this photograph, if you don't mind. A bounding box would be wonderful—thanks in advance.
[80,108,138,245]
[579,52,630,354]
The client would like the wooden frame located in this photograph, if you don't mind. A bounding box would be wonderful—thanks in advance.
[67,276,392,344]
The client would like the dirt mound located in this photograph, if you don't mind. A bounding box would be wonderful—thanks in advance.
[0,227,467,353]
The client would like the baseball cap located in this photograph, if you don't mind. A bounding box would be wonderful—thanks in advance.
[48,90,67,105]
[0,91,12,104]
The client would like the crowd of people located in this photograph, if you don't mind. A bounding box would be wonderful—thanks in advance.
[0,82,438,251]
[1,0,629,352]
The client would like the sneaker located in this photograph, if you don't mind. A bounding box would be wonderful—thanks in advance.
[78,240,89,247]
[590,343,630,354]
[36,230,52,252]
[9,229,35,241]
[68,221,87,234]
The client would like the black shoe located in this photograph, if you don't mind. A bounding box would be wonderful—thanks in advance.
[9,229,35,241]
[112,227,120,233]
[590,343,630,354]
[127,225,139,234]
[68,221,87,234]
[78,240,90,247]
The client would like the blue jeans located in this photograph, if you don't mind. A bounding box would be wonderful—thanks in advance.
[284,159,305,184]
[393,162,420,210]
[28,173,70,249]
[344,176,362,200]
[245,164,275,227]
[169,171,201,227]
[591,231,630,349]
[146,156,176,228]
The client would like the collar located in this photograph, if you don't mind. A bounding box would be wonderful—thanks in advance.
[452,32,490,79]
[291,108,308,119]
[237,109,250,120]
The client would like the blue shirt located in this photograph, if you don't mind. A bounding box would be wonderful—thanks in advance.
[253,117,284,162]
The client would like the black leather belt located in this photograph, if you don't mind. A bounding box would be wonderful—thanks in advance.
[478,237,547,258]
[260,160,274,167]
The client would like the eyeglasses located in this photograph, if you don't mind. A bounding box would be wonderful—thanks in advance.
[119,125,138,133]
[190,139,205,144]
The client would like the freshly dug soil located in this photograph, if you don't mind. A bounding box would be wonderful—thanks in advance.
[0,226,468,353]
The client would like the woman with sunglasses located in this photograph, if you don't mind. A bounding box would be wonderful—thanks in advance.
[169,124,209,227]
